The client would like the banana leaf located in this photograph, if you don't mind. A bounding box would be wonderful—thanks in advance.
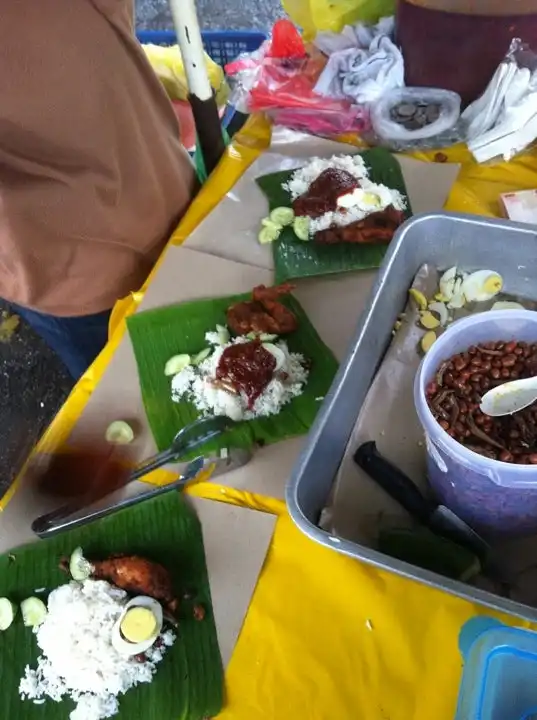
[127,294,338,453]
[0,492,223,720]
[256,147,412,284]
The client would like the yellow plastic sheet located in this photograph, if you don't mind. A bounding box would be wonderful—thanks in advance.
[6,115,537,718]
[283,0,396,39]
[220,513,526,720]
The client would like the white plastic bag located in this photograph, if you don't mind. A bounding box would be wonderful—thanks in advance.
[462,39,537,163]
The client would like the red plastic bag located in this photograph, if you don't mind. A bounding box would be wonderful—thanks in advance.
[225,20,369,136]
[266,19,306,59]
[247,50,332,112]
[267,106,370,136]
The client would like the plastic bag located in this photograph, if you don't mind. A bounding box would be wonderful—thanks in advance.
[282,0,396,40]
[142,43,229,107]
[225,20,312,113]
[370,87,462,151]
[267,105,370,136]
[247,51,330,111]
[462,39,537,164]
[226,20,369,138]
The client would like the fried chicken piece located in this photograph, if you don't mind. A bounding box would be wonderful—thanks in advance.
[226,299,270,336]
[314,205,405,245]
[91,554,178,614]
[251,283,295,303]
[226,283,298,336]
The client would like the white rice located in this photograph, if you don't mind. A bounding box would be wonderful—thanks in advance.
[310,179,406,234]
[171,330,308,422]
[282,154,406,237]
[19,580,175,720]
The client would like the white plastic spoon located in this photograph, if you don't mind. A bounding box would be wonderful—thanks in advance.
[480,376,537,417]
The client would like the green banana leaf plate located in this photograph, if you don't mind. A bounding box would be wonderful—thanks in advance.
[256,147,412,284]
[127,293,338,453]
[0,492,223,720]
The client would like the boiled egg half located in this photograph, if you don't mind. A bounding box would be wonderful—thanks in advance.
[461,270,503,303]
[337,188,382,210]
[111,596,163,657]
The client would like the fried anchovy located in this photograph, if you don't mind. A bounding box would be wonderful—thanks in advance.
[514,414,535,445]
[435,360,450,386]
[467,415,505,450]
[431,389,453,420]
[432,388,452,408]
[449,398,460,427]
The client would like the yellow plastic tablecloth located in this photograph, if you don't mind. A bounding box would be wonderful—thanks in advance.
[6,117,537,719]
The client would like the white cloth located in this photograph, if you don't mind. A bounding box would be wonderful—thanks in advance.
[314,16,395,55]
[314,32,404,104]
[463,39,537,162]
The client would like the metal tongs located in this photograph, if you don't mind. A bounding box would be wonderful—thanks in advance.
[32,416,251,538]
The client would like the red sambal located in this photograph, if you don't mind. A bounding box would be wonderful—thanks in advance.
[292,168,359,218]
[216,340,276,409]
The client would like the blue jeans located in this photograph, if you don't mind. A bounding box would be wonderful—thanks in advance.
[11,304,111,380]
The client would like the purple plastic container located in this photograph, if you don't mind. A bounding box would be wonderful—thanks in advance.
[414,310,537,537]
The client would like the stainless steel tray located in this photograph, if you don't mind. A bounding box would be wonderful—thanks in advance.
[286,211,537,621]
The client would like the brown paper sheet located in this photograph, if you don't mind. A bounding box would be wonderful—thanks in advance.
[185,128,460,269]
[187,496,276,667]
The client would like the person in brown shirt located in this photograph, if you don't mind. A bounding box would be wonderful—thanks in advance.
[0,1,198,378]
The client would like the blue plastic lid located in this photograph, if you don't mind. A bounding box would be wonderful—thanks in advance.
[457,617,537,720]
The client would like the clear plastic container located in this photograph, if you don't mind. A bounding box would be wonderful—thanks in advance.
[414,310,537,537]
[457,616,537,720]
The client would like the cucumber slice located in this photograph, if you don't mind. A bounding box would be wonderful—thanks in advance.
[21,597,47,628]
[216,325,230,345]
[261,217,282,230]
[293,216,310,241]
[69,547,93,582]
[269,207,295,226]
[192,348,211,366]
[164,353,191,376]
[258,224,281,245]
[105,420,134,445]
[246,332,278,342]
[378,527,480,582]
[0,598,16,631]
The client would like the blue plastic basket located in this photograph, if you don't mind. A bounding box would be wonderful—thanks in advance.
[136,29,266,67]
